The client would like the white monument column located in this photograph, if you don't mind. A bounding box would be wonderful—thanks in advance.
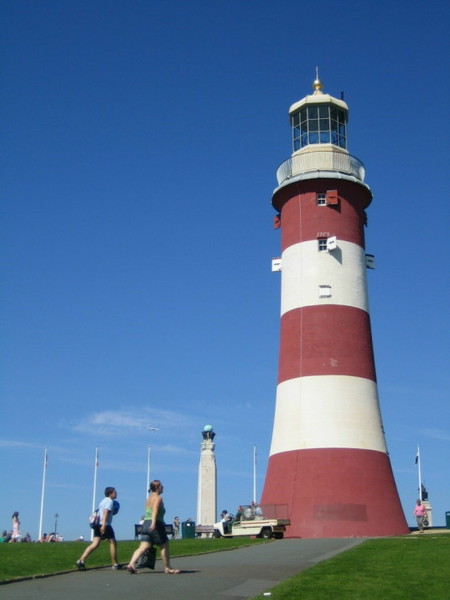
[196,425,217,531]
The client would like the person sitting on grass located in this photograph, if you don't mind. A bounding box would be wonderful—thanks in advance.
[0,530,11,543]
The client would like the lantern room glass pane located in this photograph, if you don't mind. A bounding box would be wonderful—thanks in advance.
[291,103,347,150]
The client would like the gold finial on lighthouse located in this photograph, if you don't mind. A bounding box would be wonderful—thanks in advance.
[312,66,323,94]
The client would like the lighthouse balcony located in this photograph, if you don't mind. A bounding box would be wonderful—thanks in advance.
[276,150,366,186]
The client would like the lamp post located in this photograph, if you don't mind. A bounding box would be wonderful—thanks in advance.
[253,445,257,504]
[54,513,59,536]
[146,445,151,497]
[145,426,159,497]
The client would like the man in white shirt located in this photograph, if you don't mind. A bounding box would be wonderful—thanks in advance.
[76,486,120,570]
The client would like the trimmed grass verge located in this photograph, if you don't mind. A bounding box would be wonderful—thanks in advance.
[251,535,450,600]
[0,537,265,582]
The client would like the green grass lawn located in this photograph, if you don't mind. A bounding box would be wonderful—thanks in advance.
[0,537,265,582]
[1,534,450,600]
[252,535,450,600]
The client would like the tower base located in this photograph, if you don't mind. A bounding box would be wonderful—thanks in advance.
[261,447,409,538]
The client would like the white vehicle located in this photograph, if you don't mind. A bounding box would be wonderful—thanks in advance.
[213,504,290,539]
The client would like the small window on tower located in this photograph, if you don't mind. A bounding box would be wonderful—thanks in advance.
[319,285,332,298]
[317,193,326,206]
[318,238,328,252]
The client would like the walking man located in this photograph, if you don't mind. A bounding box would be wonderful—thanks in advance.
[77,486,120,569]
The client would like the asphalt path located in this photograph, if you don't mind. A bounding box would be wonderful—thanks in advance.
[0,538,365,600]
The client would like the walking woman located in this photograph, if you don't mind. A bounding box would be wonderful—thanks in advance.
[127,480,180,574]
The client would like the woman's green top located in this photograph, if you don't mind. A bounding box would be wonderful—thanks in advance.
[145,502,166,522]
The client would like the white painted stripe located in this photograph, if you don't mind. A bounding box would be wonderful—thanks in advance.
[269,375,387,455]
[280,240,369,315]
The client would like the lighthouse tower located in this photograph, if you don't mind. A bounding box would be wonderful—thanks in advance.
[260,75,408,538]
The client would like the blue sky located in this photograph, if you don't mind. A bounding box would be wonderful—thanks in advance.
[1,0,449,541]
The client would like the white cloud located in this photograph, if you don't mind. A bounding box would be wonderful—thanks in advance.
[157,444,196,456]
[0,439,44,449]
[71,406,199,437]
[420,428,450,442]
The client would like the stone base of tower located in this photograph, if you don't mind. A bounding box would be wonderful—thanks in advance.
[261,448,409,538]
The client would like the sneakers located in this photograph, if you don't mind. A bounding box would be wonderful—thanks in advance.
[112,564,122,570]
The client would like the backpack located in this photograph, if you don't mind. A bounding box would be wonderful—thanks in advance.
[136,546,156,570]
[89,509,100,529]
[112,500,120,515]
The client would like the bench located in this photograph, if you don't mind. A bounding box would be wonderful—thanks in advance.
[195,525,215,537]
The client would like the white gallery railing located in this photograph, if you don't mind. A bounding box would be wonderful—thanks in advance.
[276,150,366,185]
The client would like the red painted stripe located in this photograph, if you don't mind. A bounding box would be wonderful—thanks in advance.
[278,305,377,383]
[261,448,409,538]
[272,179,370,250]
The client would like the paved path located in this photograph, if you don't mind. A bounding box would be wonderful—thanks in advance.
[0,538,365,600]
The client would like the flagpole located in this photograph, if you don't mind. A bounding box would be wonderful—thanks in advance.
[91,447,99,541]
[253,445,257,503]
[38,448,48,541]
[146,445,151,497]
[416,445,422,499]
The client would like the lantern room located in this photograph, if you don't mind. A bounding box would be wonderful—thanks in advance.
[289,74,348,152]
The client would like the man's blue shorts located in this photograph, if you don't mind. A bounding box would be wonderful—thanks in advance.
[93,525,115,540]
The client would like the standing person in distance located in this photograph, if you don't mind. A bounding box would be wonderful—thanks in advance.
[413,499,428,533]
[76,486,121,570]
[173,516,181,539]
[126,480,180,574]
[11,512,21,542]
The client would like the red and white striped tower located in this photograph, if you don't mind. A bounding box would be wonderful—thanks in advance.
[260,75,408,538]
